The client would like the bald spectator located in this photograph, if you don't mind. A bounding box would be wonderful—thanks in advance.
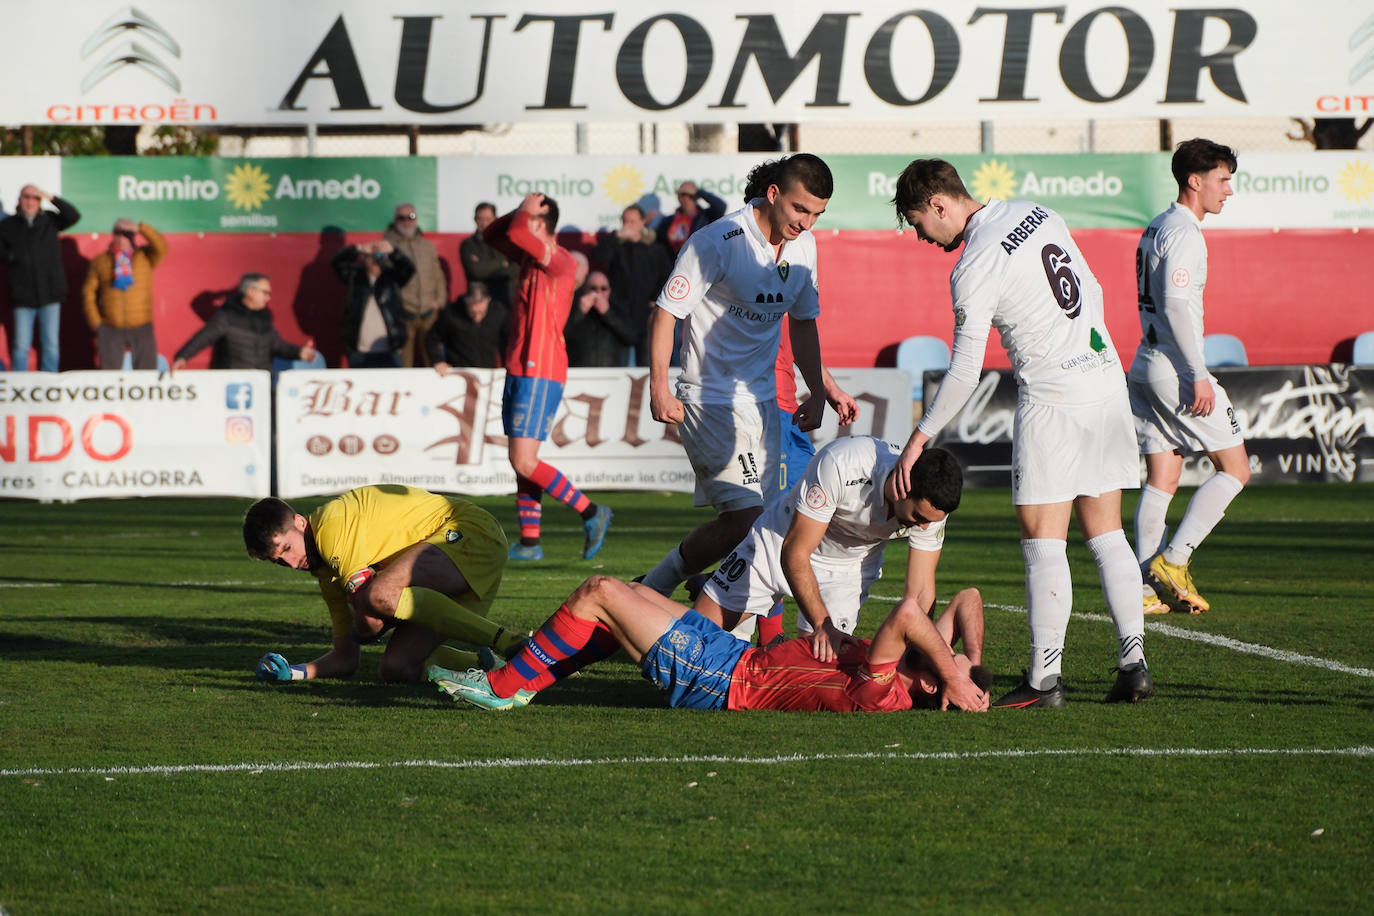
[0,185,80,372]
[383,202,446,368]
[82,217,167,370]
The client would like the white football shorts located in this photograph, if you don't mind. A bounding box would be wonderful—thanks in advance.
[679,400,779,512]
[1128,349,1245,456]
[1011,388,1140,505]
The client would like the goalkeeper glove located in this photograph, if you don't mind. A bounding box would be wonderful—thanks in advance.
[256,652,307,681]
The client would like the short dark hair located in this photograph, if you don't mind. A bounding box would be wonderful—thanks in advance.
[538,197,560,234]
[242,497,296,560]
[464,280,491,302]
[622,204,645,220]
[891,159,973,225]
[474,202,496,218]
[744,153,833,202]
[238,272,270,296]
[905,446,963,513]
[903,657,992,710]
[1171,138,1238,190]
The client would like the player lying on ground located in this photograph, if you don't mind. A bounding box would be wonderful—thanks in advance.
[696,437,969,664]
[429,575,991,713]
[242,484,527,684]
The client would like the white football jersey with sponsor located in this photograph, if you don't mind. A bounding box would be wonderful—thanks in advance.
[946,198,1122,406]
[655,201,821,407]
[1132,201,1209,381]
[764,436,945,570]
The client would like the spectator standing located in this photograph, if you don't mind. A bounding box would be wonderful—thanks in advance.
[172,273,315,371]
[81,218,167,370]
[383,202,446,368]
[460,202,519,308]
[565,270,636,367]
[428,280,508,373]
[333,240,414,368]
[0,185,80,371]
[655,181,726,257]
[593,204,670,366]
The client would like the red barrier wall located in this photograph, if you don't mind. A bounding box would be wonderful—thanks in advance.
[2,228,1370,371]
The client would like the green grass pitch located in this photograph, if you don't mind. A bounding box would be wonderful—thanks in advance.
[1,484,1371,913]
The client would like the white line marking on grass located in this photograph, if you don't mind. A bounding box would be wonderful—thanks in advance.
[4,745,1370,779]
[871,595,1374,679]
[983,602,1374,679]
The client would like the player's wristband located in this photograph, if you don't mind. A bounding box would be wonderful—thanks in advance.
[289,664,308,680]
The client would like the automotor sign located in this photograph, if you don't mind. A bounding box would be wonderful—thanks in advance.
[274,367,911,498]
[1,2,1368,124]
[0,371,272,501]
[60,157,436,233]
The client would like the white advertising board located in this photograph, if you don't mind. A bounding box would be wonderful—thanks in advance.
[273,367,912,499]
[0,370,272,502]
[0,2,1366,125]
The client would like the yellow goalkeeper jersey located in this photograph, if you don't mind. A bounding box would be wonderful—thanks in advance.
[309,485,489,638]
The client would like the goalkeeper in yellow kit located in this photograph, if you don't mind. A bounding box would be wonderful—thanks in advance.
[242,484,527,684]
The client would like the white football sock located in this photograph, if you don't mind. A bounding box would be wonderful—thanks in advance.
[1164,472,1245,565]
[1133,484,1173,566]
[1023,538,1071,690]
[639,543,690,597]
[1087,529,1146,667]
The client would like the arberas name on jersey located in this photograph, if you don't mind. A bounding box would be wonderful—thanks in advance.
[999,205,1052,255]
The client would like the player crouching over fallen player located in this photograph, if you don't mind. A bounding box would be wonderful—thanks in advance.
[430,575,991,713]
[243,484,528,684]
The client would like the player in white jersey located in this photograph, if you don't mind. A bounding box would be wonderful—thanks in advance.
[640,154,854,597]
[889,159,1153,708]
[698,438,984,667]
[1129,139,1249,615]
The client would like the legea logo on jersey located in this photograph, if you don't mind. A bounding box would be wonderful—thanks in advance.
[225,416,253,444]
[225,383,252,410]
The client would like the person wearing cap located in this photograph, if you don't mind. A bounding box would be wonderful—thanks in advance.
[82,217,167,370]
[382,202,446,368]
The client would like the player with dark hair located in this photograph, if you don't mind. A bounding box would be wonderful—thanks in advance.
[697,439,969,664]
[429,573,990,714]
[889,159,1153,708]
[639,153,854,600]
[484,192,613,562]
[243,485,526,684]
[1130,138,1248,614]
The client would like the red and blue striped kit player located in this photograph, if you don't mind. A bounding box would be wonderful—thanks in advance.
[483,192,612,562]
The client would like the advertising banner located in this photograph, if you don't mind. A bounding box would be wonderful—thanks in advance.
[437,153,1172,233]
[59,157,437,233]
[0,370,273,502]
[1,2,1368,125]
[274,366,913,499]
[922,365,1374,487]
[1217,153,1374,230]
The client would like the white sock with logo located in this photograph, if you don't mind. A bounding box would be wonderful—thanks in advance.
[1023,538,1071,690]
[1087,529,1146,667]
[1164,472,1245,565]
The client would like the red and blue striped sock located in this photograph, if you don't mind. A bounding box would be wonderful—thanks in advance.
[515,477,542,544]
[488,604,603,698]
[529,461,591,515]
